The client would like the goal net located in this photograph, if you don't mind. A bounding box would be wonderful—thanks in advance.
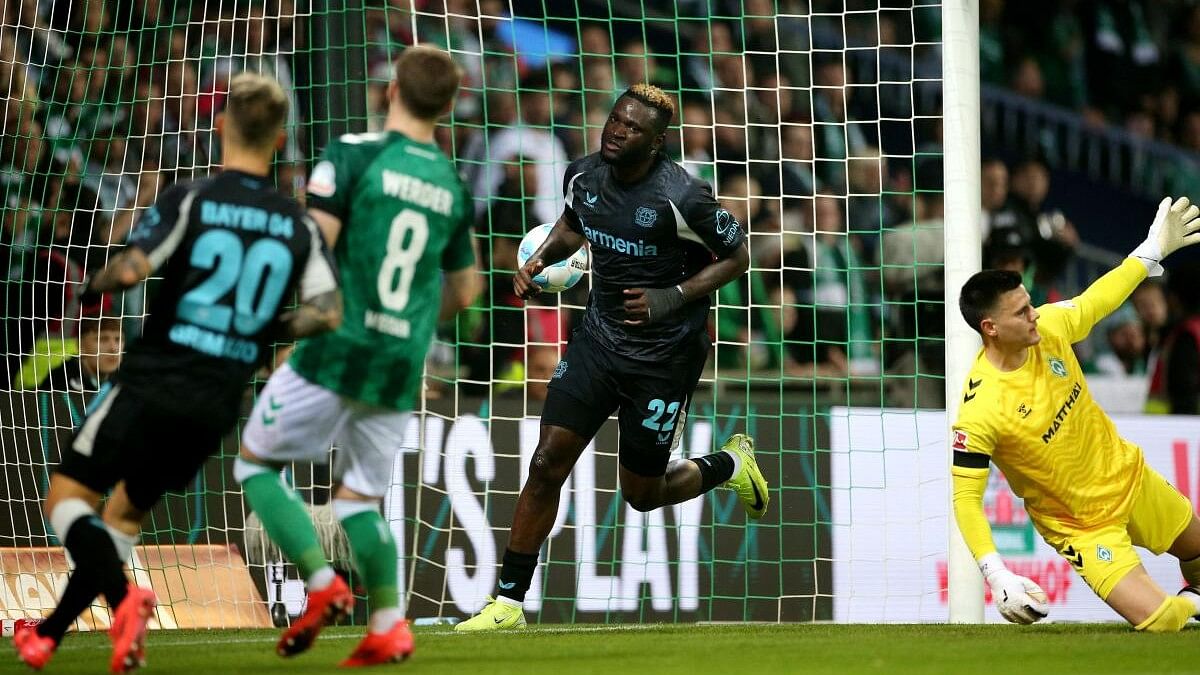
[0,0,947,628]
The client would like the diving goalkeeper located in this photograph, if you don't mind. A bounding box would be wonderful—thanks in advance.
[953,197,1200,632]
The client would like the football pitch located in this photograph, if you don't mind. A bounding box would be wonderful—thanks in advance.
[30,623,1198,674]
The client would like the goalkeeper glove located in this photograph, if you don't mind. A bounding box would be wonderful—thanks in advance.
[1130,196,1200,277]
[980,553,1049,625]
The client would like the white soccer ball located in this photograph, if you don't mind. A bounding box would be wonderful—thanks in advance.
[516,223,588,293]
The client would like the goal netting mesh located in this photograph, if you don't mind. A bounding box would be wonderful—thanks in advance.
[0,0,945,629]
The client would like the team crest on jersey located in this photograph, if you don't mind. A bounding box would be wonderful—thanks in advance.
[634,206,657,227]
[952,430,968,451]
[1096,545,1113,563]
[553,360,568,379]
[1048,356,1067,378]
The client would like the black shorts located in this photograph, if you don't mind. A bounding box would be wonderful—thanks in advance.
[542,328,709,477]
[56,384,224,511]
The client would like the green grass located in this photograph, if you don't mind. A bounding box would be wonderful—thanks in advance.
[26,624,1199,675]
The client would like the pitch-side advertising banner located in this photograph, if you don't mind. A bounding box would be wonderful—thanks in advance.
[830,407,1200,622]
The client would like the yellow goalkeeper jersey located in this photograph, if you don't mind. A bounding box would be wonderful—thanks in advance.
[952,259,1148,544]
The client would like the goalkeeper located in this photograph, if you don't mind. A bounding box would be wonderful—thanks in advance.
[953,197,1200,632]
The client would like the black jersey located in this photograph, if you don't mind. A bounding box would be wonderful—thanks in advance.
[562,153,745,360]
[115,170,337,429]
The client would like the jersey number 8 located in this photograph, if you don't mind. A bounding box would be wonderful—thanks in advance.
[378,209,429,312]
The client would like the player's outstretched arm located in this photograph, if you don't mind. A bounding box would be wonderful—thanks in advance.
[953,457,1049,624]
[514,212,585,299]
[1130,196,1200,276]
[622,242,749,326]
[1044,197,1200,342]
[86,248,153,295]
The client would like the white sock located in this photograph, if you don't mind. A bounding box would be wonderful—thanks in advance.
[495,595,522,608]
[369,607,405,634]
[1180,587,1200,616]
[723,450,743,479]
[105,524,139,565]
[307,566,336,591]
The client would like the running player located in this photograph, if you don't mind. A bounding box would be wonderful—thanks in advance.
[235,45,479,665]
[457,84,764,631]
[14,72,341,672]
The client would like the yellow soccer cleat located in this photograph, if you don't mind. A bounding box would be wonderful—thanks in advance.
[721,433,769,519]
[454,597,527,632]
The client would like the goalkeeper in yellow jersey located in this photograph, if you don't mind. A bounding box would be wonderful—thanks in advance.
[953,197,1200,632]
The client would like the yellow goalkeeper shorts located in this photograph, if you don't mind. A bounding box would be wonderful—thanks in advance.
[1037,465,1194,600]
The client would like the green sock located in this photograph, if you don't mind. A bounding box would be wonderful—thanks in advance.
[241,472,328,579]
[339,508,398,609]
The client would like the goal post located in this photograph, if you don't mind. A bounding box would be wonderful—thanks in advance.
[941,0,984,623]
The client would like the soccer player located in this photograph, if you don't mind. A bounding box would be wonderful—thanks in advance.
[235,45,479,665]
[14,72,342,672]
[953,196,1200,632]
[456,83,766,632]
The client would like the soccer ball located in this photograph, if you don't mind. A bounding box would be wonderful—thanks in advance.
[516,223,589,293]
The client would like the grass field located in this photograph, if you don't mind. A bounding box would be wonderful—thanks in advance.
[20,623,1200,675]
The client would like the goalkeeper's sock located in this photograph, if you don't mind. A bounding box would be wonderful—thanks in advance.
[1135,595,1194,633]
[335,500,400,630]
[236,458,329,580]
[496,548,538,603]
[691,451,736,493]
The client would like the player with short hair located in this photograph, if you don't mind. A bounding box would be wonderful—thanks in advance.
[953,197,1200,632]
[456,83,765,632]
[14,71,342,672]
[235,44,479,666]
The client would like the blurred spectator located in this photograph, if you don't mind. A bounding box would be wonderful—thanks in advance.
[1093,307,1148,377]
[1146,264,1200,414]
[1131,278,1170,361]
[462,72,568,225]
[41,312,123,394]
[774,284,848,379]
[806,193,876,375]
[680,99,716,187]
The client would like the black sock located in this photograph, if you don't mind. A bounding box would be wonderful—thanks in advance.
[691,451,736,493]
[38,516,129,643]
[496,549,538,603]
[37,571,99,644]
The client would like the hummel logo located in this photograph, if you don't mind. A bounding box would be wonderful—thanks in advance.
[498,581,515,590]
[261,395,283,426]
[1062,544,1083,568]
[963,378,982,403]
[585,191,598,206]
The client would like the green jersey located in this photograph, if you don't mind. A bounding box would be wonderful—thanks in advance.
[291,130,475,410]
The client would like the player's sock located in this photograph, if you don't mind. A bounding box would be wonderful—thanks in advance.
[235,458,329,579]
[105,523,138,565]
[690,451,736,493]
[496,548,538,603]
[37,572,97,644]
[334,500,399,630]
[42,499,129,639]
[1135,595,1195,633]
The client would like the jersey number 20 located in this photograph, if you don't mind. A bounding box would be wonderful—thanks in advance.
[378,209,430,312]
[179,230,293,335]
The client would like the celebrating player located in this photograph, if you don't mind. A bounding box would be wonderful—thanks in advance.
[456,84,765,632]
[235,45,479,665]
[14,72,341,672]
[953,197,1200,632]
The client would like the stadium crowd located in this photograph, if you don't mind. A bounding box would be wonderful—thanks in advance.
[2,0,1198,411]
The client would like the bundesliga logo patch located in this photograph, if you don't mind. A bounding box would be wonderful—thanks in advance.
[952,430,968,451]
